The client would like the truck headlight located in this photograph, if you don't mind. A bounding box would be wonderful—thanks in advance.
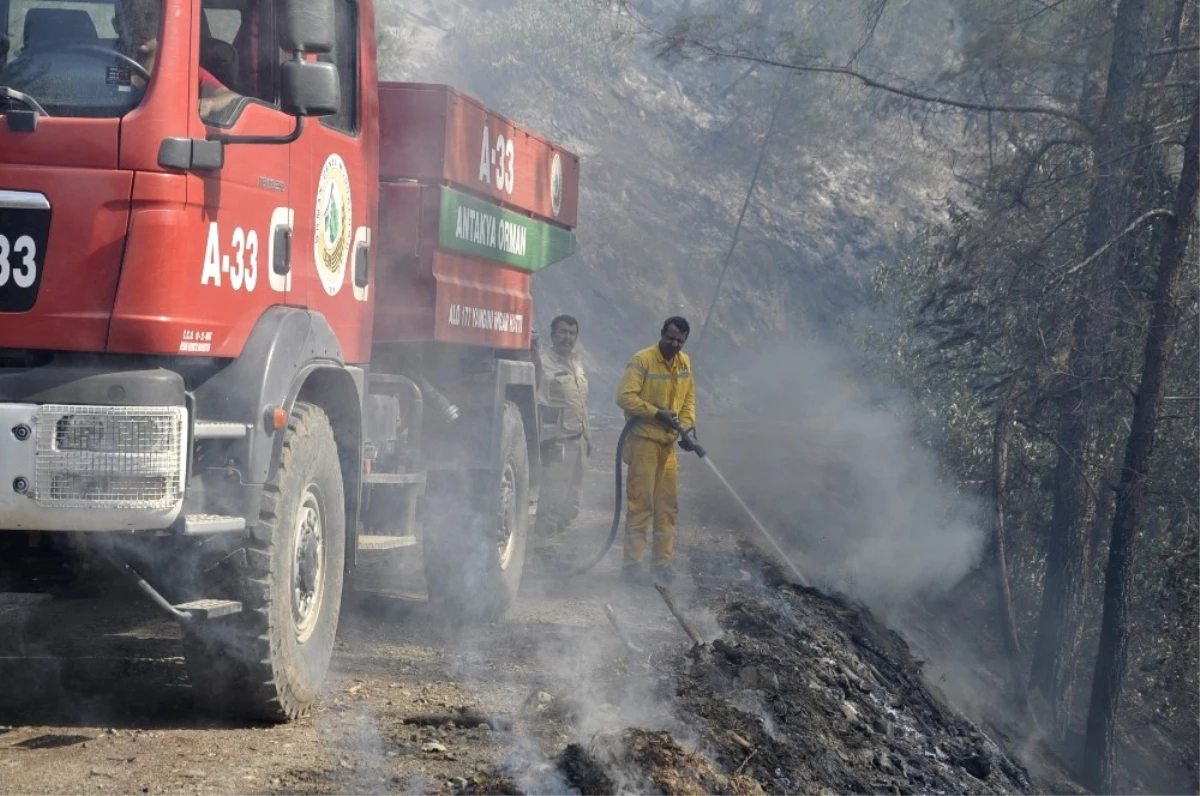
[33,405,187,509]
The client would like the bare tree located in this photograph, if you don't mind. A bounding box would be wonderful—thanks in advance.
[1027,0,1154,739]
[1083,100,1199,795]
[992,398,1032,718]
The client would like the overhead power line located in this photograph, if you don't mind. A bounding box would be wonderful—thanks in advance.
[694,70,792,353]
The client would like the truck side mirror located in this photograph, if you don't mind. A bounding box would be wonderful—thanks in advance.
[280,59,340,118]
[203,0,338,150]
[279,0,335,54]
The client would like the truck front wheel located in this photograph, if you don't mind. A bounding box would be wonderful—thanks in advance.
[183,402,346,722]
[424,400,529,622]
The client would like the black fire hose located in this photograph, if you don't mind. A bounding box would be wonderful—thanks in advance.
[550,414,704,577]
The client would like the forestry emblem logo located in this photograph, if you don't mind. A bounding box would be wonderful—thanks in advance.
[550,152,563,218]
[314,153,353,296]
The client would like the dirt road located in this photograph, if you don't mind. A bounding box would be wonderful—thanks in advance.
[0,426,710,795]
[0,423,1045,795]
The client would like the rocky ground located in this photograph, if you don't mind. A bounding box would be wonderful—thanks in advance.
[0,422,1068,795]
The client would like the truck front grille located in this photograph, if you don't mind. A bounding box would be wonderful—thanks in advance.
[33,405,187,509]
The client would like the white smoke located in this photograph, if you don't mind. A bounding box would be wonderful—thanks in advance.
[686,336,988,616]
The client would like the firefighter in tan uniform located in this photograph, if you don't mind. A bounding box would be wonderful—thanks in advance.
[530,315,591,562]
[615,316,697,585]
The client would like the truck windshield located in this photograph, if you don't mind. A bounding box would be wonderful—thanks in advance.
[0,0,161,118]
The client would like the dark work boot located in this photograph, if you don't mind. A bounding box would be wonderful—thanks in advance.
[621,564,648,585]
[651,564,677,585]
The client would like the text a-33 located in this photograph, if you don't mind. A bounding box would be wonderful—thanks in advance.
[201,221,260,292]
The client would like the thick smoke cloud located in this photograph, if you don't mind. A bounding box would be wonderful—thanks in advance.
[685,336,988,616]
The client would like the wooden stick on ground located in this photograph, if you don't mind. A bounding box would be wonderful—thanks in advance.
[603,603,645,654]
[734,749,759,775]
[653,583,703,647]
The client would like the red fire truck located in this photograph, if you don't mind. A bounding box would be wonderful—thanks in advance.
[0,0,579,721]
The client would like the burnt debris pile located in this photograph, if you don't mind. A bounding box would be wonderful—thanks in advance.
[461,545,1037,796]
[659,580,1034,795]
[463,729,764,796]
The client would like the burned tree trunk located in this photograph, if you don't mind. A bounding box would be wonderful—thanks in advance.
[1087,468,1117,566]
[1082,102,1199,796]
[1029,0,1152,738]
[1030,415,1094,735]
[991,405,1029,717]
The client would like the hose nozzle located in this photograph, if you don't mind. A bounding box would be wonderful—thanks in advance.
[667,415,706,459]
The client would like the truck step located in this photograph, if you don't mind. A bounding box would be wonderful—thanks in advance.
[364,472,426,486]
[193,421,249,440]
[358,534,418,551]
[173,599,243,619]
[183,514,247,535]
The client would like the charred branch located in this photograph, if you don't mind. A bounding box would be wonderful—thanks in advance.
[654,583,704,648]
[623,9,1087,127]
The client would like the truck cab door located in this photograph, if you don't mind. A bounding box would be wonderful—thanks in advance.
[188,0,297,333]
[288,0,374,364]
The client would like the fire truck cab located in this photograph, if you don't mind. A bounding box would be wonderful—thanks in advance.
[0,0,580,721]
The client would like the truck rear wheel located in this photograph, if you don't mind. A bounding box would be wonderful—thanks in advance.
[183,402,346,722]
[423,400,529,622]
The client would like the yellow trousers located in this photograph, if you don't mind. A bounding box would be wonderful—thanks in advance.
[622,435,678,568]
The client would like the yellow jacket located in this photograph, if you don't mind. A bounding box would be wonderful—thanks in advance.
[616,344,696,443]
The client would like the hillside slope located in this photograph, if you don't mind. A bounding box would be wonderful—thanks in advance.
[376,0,960,403]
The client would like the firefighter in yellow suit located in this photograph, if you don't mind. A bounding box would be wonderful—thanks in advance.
[615,317,697,585]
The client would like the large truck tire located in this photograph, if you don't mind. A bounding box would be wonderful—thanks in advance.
[183,402,346,722]
[424,400,529,623]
